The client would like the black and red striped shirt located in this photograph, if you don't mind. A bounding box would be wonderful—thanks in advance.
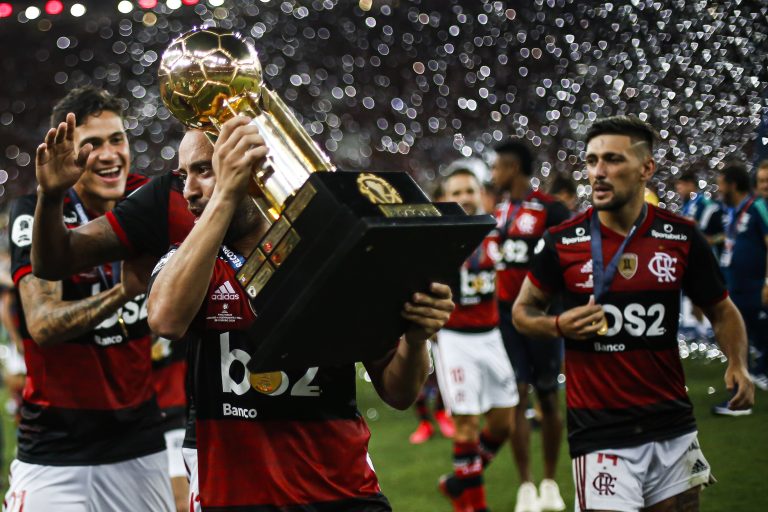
[106,172,195,430]
[149,251,390,510]
[492,190,570,304]
[528,205,727,456]
[445,234,499,332]
[9,175,167,465]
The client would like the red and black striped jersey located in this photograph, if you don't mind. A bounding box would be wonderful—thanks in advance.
[149,250,389,510]
[445,234,499,332]
[106,172,195,429]
[528,205,727,456]
[492,190,570,304]
[8,175,167,465]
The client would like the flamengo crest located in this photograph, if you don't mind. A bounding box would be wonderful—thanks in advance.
[648,252,677,283]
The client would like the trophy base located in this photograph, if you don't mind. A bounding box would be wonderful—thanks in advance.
[241,171,496,372]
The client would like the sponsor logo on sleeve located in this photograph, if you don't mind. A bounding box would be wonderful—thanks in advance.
[11,214,33,247]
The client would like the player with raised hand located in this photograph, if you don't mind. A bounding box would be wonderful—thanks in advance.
[28,86,194,512]
[5,86,174,511]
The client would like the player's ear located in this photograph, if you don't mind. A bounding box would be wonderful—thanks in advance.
[640,155,656,183]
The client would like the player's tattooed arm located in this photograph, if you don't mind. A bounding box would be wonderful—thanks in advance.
[512,278,559,339]
[18,274,132,346]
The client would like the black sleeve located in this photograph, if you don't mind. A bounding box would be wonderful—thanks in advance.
[546,200,571,228]
[8,194,38,286]
[528,230,565,294]
[683,226,727,306]
[109,173,173,258]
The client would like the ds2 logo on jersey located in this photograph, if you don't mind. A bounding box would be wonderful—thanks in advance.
[598,303,666,340]
[219,332,321,401]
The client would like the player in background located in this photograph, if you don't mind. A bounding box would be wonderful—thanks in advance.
[755,159,768,201]
[548,173,579,216]
[407,180,456,445]
[5,87,174,511]
[434,166,519,512]
[146,116,454,511]
[716,162,768,397]
[675,170,725,343]
[491,139,570,512]
[513,115,754,511]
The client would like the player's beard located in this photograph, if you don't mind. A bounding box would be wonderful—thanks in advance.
[224,197,264,244]
[592,183,634,211]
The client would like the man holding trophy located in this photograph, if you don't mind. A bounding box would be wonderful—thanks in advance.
[147,113,454,510]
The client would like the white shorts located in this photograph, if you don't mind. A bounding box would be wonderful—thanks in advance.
[433,328,519,415]
[572,432,711,512]
[183,447,201,512]
[164,428,186,479]
[4,451,174,512]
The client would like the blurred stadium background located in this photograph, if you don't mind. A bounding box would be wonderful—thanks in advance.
[0,1,767,510]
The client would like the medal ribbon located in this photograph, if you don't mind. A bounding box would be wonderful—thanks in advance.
[67,189,127,337]
[219,245,247,272]
[589,204,647,302]
[66,189,121,290]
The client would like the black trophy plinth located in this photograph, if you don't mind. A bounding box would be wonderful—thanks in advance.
[236,171,495,372]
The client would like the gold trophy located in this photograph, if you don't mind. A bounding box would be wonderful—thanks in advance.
[159,27,334,224]
[158,27,495,372]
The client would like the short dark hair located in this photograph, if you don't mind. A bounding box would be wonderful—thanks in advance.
[585,115,659,154]
[548,173,576,196]
[493,138,534,176]
[721,162,751,193]
[758,159,768,171]
[50,86,124,128]
[676,170,698,184]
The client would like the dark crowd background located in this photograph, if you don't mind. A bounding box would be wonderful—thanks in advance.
[0,0,767,212]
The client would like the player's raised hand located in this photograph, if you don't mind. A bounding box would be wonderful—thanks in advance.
[402,282,455,346]
[212,115,267,200]
[35,113,92,197]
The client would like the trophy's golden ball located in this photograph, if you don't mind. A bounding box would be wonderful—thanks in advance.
[158,27,263,132]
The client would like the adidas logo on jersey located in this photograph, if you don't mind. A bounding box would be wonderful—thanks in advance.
[213,281,240,301]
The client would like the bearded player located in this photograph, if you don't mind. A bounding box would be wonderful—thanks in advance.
[512,115,754,511]
[145,116,453,511]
